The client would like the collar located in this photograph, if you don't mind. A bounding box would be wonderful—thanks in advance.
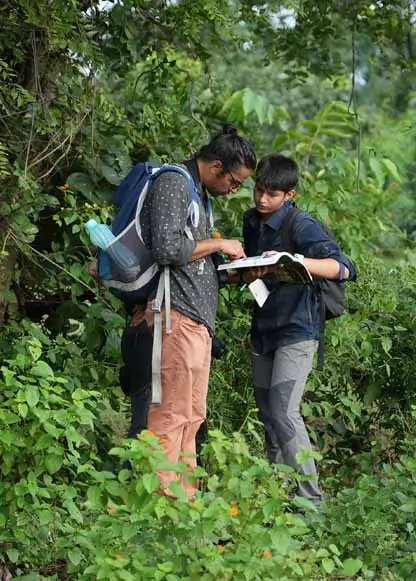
[248,200,295,231]
[183,158,203,195]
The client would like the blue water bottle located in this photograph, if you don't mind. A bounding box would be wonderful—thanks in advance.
[85,219,139,270]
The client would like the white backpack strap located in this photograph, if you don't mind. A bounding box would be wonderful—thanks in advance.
[187,199,200,229]
[102,263,159,292]
[151,271,164,405]
[207,198,214,229]
[164,265,171,335]
[151,265,171,405]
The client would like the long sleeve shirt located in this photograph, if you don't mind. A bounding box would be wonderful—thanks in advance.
[243,201,357,354]
[140,160,218,334]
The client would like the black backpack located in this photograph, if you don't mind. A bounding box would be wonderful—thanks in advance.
[280,206,346,370]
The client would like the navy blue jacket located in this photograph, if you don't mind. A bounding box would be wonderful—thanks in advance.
[243,201,356,355]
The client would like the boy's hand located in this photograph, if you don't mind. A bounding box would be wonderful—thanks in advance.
[261,250,278,258]
[226,264,285,285]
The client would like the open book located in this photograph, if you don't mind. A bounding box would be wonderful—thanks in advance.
[217,252,313,285]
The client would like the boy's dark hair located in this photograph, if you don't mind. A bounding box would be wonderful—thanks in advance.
[255,153,299,192]
[196,124,257,172]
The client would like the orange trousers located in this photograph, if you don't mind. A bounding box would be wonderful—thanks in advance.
[146,307,212,498]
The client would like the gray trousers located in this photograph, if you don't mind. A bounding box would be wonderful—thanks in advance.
[252,340,322,505]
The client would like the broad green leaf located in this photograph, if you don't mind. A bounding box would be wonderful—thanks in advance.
[242,88,258,118]
[368,156,384,187]
[273,134,288,151]
[157,562,174,573]
[142,473,160,494]
[381,158,401,183]
[341,558,363,576]
[31,360,54,379]
[105,480,125,497]
[96,160,122,186]
[293,495,318,512]
[169,481,189,502]
[322,557,335,574]
[28,339,42,361]
[275,106,289,120]
[0,430,15,446]
[273,463,294,474]
[0,410,19,423]
[68,548,82,566]
[322,128,354,138]
[219,89,245,123]
[45,454,63,474]
[6,547,19,563]
[10,214,38,242]
[25,386,40,408]
[87,485,102,507]
[262,498,281,518]
[118,571,136,581]
[399,502,416,513]
[361,340,373,356]
[64,500,84,523]
[381,336,392,355]
[254,96,272,125]
[66,172,101,203]
[38,509,52,525]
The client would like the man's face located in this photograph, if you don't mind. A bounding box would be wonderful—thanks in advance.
[253,183,294,217]
[205,161,253,197]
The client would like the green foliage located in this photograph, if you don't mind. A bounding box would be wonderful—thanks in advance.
[0,322,101,569]
[318,442,416,579]
[1,316,416,578]
[2,0,416,578]
[0,141,10,178]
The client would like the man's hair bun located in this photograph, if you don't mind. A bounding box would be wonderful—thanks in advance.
[221,123,238,136]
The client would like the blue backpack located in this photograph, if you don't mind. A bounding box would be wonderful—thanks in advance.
[97,162,201,306]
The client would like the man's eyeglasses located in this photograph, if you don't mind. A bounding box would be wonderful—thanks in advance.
[228,172,243,191]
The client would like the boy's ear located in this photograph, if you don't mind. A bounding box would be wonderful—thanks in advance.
[285,190,295,200]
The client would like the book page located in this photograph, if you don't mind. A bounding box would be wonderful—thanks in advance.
[217,253,290,270]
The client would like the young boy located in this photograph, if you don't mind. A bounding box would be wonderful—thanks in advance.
[242,153,356,509]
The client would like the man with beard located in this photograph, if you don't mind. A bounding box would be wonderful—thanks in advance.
[138,125,256,498]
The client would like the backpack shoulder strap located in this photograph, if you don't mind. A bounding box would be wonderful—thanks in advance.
[150,164,202,230]
[280,205,302,253]
[152,164,200,204]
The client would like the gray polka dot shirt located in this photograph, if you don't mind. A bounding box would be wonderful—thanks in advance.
[140,170,218,334]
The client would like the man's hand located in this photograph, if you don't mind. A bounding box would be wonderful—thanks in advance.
[219,239,246,260]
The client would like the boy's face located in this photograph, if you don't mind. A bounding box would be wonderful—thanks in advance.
[254,182,294,217]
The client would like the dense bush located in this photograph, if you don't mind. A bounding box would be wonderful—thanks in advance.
[2,2,416,577]
[1,312,416,579]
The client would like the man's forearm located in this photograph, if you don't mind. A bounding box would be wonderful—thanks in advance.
[190,239,223,262]
[303,258,349,280]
